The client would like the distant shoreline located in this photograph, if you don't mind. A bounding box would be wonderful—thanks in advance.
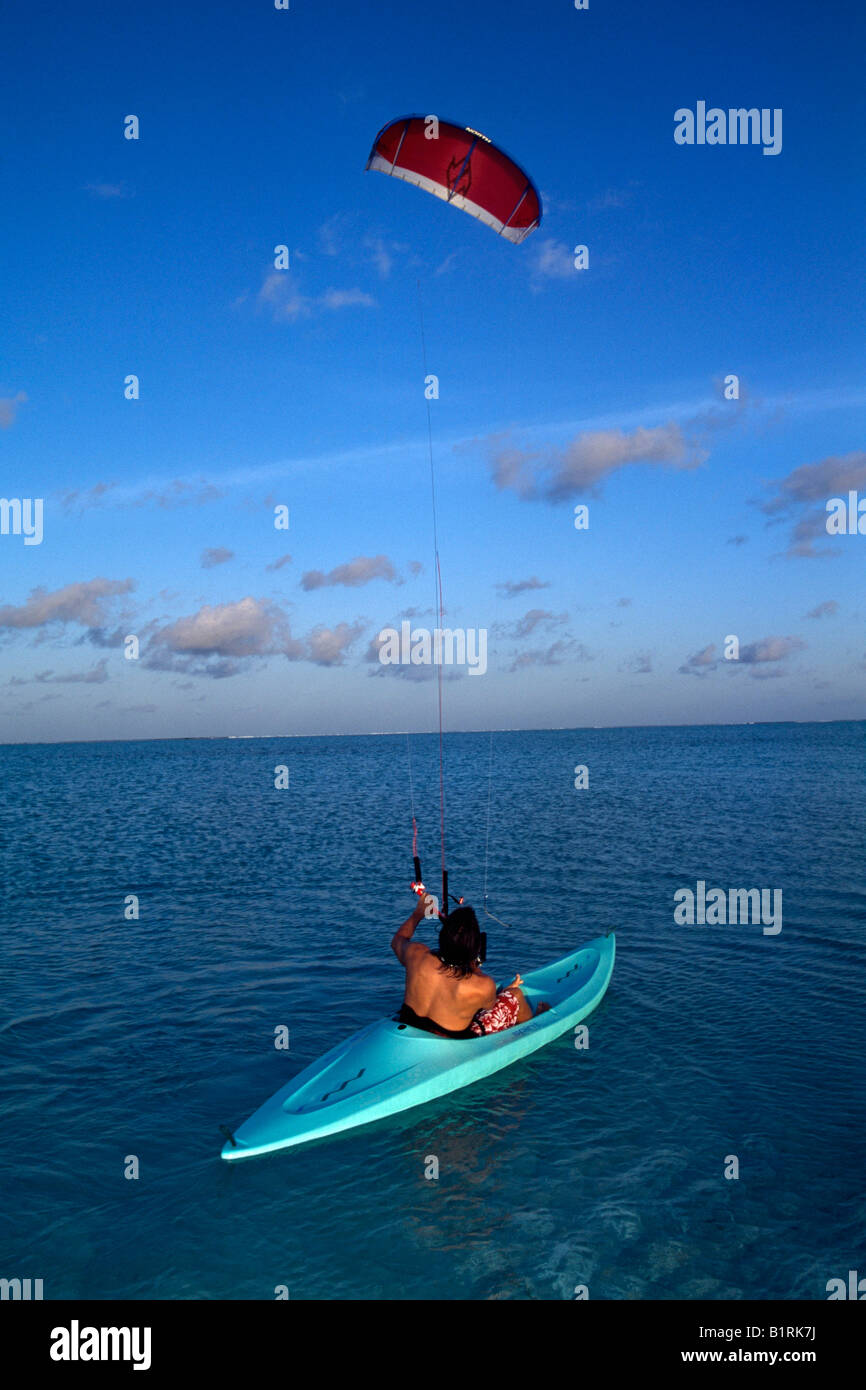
[0,718,862,748]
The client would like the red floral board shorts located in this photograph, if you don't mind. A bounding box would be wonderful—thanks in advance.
[470,988,520,1036]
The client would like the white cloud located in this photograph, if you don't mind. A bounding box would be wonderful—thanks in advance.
[760,450,866,556]
[532,239,577,280]
[488,423,705,502]
[307,621,365,666]
[258,272,375,321]
[0,578,134,630]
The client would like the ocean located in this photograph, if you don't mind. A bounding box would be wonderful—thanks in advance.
[1,722,864,1300]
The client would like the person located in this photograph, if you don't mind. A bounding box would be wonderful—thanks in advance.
[391,897,550,1038]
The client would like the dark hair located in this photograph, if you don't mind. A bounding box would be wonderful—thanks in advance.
[437,905,482,978]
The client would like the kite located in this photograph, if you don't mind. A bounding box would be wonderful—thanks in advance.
[366,115,542,243]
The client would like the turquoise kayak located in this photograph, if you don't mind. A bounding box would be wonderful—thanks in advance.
[221,932,615,1161]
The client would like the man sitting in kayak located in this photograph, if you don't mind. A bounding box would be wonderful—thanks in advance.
[392,899,550,1038]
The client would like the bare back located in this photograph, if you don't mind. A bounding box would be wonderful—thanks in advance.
[402,944,496,1031]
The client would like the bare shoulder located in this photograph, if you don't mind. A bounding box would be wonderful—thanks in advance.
[403,940,431,971]
[391,934,431,967]
[464,969,497,1006]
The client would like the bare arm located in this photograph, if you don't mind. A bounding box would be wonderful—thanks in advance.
[390,897,429,966]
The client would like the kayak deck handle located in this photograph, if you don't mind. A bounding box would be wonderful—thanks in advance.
[320,1067,366,1104]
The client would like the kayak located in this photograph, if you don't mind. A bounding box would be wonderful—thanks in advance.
[221,932,615,1161]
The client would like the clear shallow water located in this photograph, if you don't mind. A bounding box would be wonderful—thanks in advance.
[1,723,864,1300]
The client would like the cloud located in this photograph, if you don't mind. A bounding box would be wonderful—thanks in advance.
[265,553,293,572]
[14,693,63,711]
[320,287,377,311]
[805,600,839,619]
[0,578,134,630]
[83,625,129,649]
[258,272,375,321]
[143,598,370,677]
[58,477,224,514]
[306,621,365,666]
[488,422,705,502]
[394,606,436,620]
[53,660,110,684]
[85,182,128,199]
[364,630,430,680]
[7,660,110,687]
[364,236,408,278]
[531,239,578,281]
[317,215,345,256]
[258,273,309,321]
[201,547,234,569]
[435,251,460,276]
[785,511,838,557]
[678,643,718,676]
[507,609,568,639]
[679,636,805,678]
[59,478,226,513]
[496,576,551,599]
[759,450,866,556]
[0,391,28,428]
[301,554,397,590]
[154,598,295,657]
[587,185,636,212]
[507,638,588,672]
[490,390,745,510]
[17,660,111,686]
[622,651,653,674]
[762,451,866,513]
[146,596,303,677]
[59,481,118,512]
[739,635,805,664]
[148,478,227,509]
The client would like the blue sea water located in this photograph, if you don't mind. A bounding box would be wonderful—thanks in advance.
[1,723,864,1301]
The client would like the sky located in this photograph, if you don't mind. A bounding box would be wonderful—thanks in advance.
[1,0,865,742]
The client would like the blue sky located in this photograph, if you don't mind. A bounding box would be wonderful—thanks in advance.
[1,0,864,742]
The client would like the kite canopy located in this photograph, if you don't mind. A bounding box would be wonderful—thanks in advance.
[365,116,542,244]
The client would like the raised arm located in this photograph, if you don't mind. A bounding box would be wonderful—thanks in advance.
[390,896,430,966]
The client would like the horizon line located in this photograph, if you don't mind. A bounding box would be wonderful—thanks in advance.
[1,716,862,748]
